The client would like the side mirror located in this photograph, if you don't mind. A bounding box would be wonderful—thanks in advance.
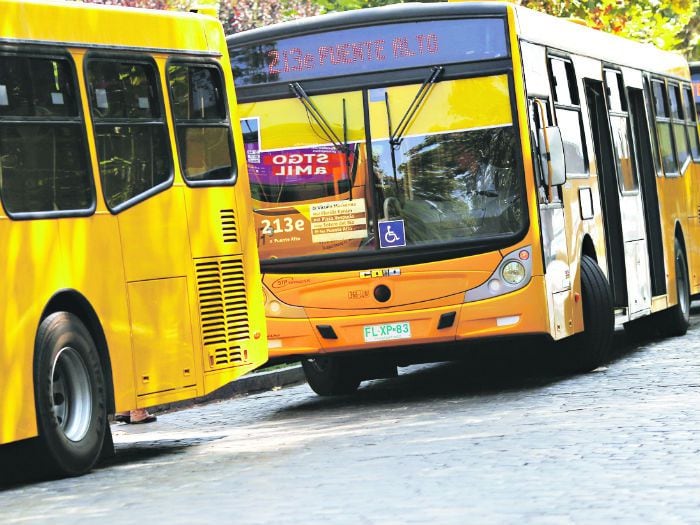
[538,126,566,188]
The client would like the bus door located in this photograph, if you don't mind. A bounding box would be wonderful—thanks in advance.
[585,72,651,316]
[366,73,520,250]
[628,82,666,297]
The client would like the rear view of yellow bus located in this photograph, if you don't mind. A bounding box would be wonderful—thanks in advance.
[228,3,700,395]
[0,0,266,478]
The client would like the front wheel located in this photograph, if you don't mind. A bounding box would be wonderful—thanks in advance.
[560,255,614,373]
[302,355,361,396]
[656,239,690,337]
[34,312,107,478]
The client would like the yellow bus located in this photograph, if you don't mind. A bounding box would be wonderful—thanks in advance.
[0,0,267,477]
[228,2,700,396]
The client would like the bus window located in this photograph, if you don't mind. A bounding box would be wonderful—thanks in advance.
[167,63,236,183]
[605,69,637,192]
[0,54,93,215]
[651,79,679,175]
[550,57,587,177]
[668,83,690,171]
[87,59,171,209]
[681,85,700,160]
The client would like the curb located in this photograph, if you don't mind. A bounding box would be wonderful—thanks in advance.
[151,365,306,414]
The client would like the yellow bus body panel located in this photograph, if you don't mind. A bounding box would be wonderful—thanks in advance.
[0,0,267,445]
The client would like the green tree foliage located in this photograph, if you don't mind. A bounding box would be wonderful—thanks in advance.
[519,0,698,57]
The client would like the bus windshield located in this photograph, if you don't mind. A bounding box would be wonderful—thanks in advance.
[233,17,523,261]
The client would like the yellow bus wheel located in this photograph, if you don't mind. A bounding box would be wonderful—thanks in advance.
[33,312,107,478]
[656,239,690,337]
[560,255,614,373]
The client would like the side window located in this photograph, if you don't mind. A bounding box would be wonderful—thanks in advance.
[651,79,678,176]
[668,83,690,171]
[604,69,637,192]
[549,57,587,177]
[681,85,700,161]
[167,63,236,184]
[0,53,93,215]
[86,58,171,210]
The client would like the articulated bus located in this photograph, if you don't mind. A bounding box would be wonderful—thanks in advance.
[0,0,267,477]
[228,2,700,396]
[692,62,700,115]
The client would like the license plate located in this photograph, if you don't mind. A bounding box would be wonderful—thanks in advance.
[363,321,411,343]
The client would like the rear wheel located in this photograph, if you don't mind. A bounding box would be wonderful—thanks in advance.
[656,238,690,337]
[302,355,361,396]
[560,255,614,373]
[33,312,107,478]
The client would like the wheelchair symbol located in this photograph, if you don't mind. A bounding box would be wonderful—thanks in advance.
[378,219,406,248]
[384,226,399,244]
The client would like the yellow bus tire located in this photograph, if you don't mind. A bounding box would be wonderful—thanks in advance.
[33,312,107,478]
[656,239,690,337]
[561,256,614,373]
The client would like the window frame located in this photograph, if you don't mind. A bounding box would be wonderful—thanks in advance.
[681,83,700,162]
[547,54,589,179]
[667,81,691,173]
[603,67,639,195]
[165,57,238,187]
[650,77,680,178]
[0,47,96,220]
[84,52,174,214]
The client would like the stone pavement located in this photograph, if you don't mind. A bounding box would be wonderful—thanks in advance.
[1,311,699,524]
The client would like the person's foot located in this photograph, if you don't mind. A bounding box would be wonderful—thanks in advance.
[115,408,157,424]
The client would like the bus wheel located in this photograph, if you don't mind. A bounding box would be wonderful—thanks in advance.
[656,239,690,337]
[301,355,361,396]
[34,312,107,478]
[561,255,614,373]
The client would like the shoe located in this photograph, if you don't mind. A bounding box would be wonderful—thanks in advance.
[115,409,157,424]
[130,414,157,424]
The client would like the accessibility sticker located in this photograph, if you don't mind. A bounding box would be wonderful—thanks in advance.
[378,219,406,249]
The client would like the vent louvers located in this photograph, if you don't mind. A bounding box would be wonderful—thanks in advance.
[195,256,250,370]
[220,209,238,243]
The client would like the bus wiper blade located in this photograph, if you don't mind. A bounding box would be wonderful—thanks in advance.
[390,66,444,148]
[290,82,349,154]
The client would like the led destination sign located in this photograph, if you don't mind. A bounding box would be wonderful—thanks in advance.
[232,18,508,87]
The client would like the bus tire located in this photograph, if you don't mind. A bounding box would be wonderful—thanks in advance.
[302,355,361,396]
[656,239,690,337]
[561,255,614,373]
[33,312,107,478]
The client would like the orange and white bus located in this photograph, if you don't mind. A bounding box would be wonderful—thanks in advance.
[0,0,266,478]
[228,2,700,396]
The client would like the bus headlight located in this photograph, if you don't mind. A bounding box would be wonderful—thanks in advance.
[501,261,526,285]
[464,246,533,303]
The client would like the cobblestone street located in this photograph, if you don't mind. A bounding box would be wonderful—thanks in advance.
[1,309,699,524]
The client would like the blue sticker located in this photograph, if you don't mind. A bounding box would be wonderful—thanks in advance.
[378,220,406,249]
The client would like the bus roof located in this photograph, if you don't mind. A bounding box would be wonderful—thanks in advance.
[0,0,224,55]
[228,1,689,80]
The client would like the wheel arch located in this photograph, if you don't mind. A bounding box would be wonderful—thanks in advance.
[40,291,115,414]
[674,221,687,258]
[581,234,597,263]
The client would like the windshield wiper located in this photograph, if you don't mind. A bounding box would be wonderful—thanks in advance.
[289,82,349,155]
[389,66,444,148]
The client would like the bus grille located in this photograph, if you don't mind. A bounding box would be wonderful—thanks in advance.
[220,209,238,244]
[195,256,250,370]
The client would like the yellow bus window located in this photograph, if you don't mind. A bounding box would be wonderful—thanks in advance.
[167,64,235,183]
[0,55,92,214]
